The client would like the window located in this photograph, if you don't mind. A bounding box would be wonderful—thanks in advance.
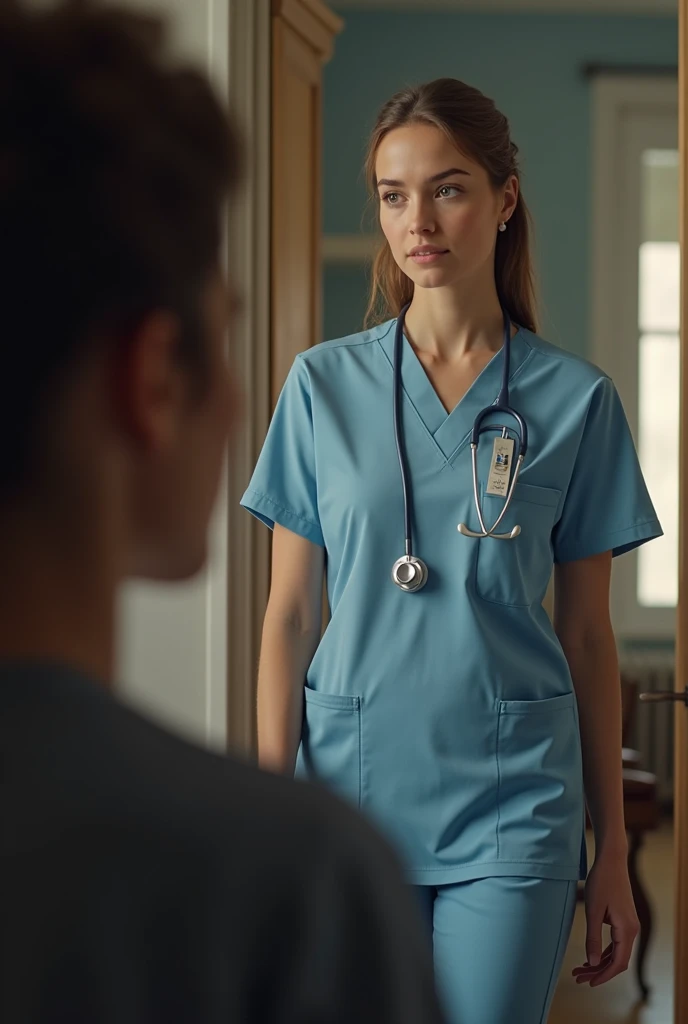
[592,76,678,640]
[638,150,680,608]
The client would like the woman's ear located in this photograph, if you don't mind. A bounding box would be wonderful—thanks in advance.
[500,174,520,225]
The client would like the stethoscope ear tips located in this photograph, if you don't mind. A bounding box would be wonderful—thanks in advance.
[391,555,428,593]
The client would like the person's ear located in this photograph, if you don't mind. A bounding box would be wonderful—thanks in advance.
[499,174,519,225]
[112,310,187,453]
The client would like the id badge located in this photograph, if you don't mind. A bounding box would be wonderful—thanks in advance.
[485,436,515,497]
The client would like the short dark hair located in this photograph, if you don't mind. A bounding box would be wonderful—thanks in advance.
[0,0,239,497]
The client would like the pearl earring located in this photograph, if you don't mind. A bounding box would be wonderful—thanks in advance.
[498,222,507,233]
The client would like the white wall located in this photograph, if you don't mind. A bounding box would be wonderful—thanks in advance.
[118,483,229,751]
[115,0,231,751]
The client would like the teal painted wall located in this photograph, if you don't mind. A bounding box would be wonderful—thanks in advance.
[322,10,677,353]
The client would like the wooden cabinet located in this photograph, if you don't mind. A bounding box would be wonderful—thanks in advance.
[227,1,341,754]
[271,0,342,406]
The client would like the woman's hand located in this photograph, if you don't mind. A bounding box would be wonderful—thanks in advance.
[572,850,639,987]
[555,555,638,989]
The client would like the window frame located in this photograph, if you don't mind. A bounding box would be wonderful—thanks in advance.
[591,73,678,641]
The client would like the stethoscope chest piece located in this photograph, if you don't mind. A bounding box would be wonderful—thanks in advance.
[391,555,428,593]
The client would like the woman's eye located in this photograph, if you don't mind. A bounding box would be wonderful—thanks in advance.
[437,185,461,198]
[382,192,401,205]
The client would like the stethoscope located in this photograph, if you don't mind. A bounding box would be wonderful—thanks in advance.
[391,302,529,593]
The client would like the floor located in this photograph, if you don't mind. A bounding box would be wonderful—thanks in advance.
[549,821,674,1024]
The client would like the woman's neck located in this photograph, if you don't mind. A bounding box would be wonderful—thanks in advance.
[403,277,506,362]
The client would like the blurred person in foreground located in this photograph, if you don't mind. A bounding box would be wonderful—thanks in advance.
[0,2,445,1021]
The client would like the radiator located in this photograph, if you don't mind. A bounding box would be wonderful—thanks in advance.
[620,652,675,803]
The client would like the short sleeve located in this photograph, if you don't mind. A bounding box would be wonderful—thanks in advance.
[240,355,324,547]
[552,376,663,564]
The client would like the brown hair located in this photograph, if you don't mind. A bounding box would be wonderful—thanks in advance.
[0,0,240,497]
[364,78,537,332]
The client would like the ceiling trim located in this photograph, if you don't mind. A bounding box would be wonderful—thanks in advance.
[332,0,676,15]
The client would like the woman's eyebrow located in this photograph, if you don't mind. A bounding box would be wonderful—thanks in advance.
[376,167,471,188]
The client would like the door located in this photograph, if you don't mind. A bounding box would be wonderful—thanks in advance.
[673,4,688,1018]
[645,4,688,1020]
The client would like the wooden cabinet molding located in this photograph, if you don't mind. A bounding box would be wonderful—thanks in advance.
[272,0,342,61]
[270,0,343,404]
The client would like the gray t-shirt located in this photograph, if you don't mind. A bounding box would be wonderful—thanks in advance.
[0,662,445,1023]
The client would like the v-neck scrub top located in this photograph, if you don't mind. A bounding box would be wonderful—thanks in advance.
[241,319,662,886]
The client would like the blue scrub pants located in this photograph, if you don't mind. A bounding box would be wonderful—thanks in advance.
[415,877,577,1024]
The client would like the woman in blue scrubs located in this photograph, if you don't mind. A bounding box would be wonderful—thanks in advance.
[241,78,662,1024]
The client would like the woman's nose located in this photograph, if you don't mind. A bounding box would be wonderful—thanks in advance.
[408,196,436,235]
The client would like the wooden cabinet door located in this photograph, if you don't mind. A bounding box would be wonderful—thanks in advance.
[271,0,342,406]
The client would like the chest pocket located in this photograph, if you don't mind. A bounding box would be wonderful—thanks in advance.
[474,481,561,608]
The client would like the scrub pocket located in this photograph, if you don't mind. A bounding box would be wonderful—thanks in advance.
[294,688,362,808]
[496,692,583,867]
[475,481,561,607]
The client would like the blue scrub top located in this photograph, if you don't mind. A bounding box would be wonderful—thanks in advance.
[241,319,662,885]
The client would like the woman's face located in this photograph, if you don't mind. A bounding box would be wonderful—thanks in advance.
[375,122,518,293]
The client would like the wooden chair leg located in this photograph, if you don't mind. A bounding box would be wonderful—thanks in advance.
[628,828,652,1000]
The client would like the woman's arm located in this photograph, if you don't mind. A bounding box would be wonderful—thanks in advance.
[256,524,324,775]
[554,551,626,854]
[554,551,638,985]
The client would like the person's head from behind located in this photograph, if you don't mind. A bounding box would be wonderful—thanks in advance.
[364,78,536,331]
[0,0,241,582]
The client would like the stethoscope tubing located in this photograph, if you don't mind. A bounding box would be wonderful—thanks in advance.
[391,302,528,590]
